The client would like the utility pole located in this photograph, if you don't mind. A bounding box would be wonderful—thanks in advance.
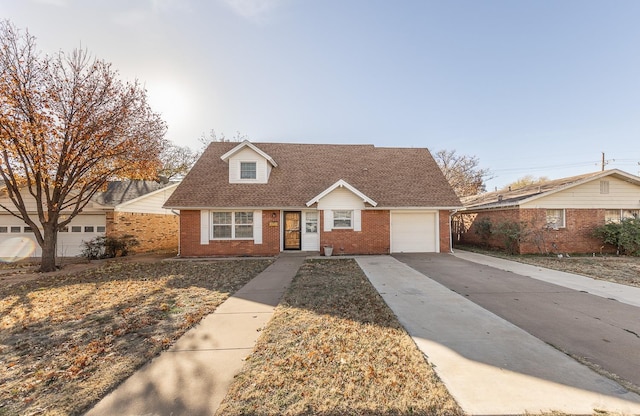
[600,152,614,171]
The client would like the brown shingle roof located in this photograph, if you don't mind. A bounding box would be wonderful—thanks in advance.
[462,169,640,209]
[164,142,461,209]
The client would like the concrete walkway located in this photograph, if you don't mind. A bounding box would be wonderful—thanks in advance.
[86,253,305,416]
[356,255,640,415]
[453,250,640,307]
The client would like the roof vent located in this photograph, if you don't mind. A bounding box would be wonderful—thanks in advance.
[498,195,503,202]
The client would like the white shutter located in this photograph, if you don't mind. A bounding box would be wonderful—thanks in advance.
[253,210,262,244]
[324,210,333,232]
[354,209,362,232]
[200,210,209,245]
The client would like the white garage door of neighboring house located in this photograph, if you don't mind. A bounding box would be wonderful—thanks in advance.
[0,214,106,259]
[391,211,438,253]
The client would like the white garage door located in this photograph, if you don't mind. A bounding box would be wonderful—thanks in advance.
[0,214,106,259]
[391,211,438,253]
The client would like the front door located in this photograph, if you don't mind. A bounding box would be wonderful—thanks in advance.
[284,211,301,250]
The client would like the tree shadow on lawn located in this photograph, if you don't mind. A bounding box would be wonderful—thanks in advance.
[0,259,271,416]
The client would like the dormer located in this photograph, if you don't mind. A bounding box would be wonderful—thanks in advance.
[220,140,277,184]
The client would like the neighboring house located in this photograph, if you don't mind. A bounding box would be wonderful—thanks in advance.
[163,140,461,257]
[455,169,640,254]
[0,180,179,258]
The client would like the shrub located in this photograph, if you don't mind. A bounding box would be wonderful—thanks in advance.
[592,218,640,256]
[81,235,140,259]
[493,221,528,255]
[473,218,492,247]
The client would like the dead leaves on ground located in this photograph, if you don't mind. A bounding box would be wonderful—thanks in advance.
[0,259,272,416]
[217,259,464,416]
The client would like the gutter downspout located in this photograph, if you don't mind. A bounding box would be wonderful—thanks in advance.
[449,209,458,254]
[171,210,180,257]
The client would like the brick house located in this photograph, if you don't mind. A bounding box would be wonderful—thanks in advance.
[0,180,179,258]
[454,169,640,254]
[163,141,461,257]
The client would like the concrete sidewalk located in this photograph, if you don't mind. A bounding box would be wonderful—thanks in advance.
[356,255,640,415]
[86,253,305,416]
[453,250,640,307]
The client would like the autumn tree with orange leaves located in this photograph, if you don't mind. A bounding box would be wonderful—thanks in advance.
[0,21,166,271]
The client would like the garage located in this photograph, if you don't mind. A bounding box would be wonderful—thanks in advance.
[0,214,106,259]
[391,211,438,253]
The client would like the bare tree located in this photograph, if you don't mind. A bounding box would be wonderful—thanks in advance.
[434,149,491,197]
[502,175,549,191]
[157,141,198,181]
[0,21,166,271]
[197,128,248,149]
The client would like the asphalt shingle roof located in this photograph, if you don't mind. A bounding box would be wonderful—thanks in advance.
[462,170,636,209]
[164,142,461,209]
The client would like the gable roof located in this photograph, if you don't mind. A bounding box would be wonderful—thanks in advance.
[463,169,640,210]
[306,179,377,207]
[220,140,278,167]
[93,180,178,207]
[164,141,461,209]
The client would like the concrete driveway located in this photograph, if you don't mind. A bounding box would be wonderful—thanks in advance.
[394,252,640,391]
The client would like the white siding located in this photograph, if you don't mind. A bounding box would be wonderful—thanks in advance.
[228,147,269,184]
[521,177,640,209]
[116,185,178,214]
[0,193,105,214]
[317,188,366,232]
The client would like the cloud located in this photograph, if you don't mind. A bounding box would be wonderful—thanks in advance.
[221,0,286,23]
[33,0,70,6]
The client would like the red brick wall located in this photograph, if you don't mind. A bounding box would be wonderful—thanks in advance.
[439,210,452,253]
[106,211,179,253]
[179,210,280,257]
[320,210,390,255]
[457,208,614,254]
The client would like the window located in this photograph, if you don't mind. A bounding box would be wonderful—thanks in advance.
[240,162,257,179]
[305,212,318,233]
[0,226,7,233]
[545,209,565,229]
[71,226,82,233]
[606,209,639,223]
[60,226,69,232]
[10,226,21,233]
[333,210,353,229]
[24,226,33,232]
[84,226,95,233]
[234,212,253,238]
[212,212,232,238]
[605,209,621,223]
[600,180,610,194]
[211,211,253,239]
[97,226,106,233]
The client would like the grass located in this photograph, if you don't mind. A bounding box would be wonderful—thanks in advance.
[0,259,272,416]
[456,245,640,288]
[216,258,464,416]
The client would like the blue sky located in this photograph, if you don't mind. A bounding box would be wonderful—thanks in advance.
[2,0,640,190]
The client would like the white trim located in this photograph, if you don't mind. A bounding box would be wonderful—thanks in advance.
[306,179,377,207]
[354,209,362,232]
[220,140,278,167]
[323,210,333,232]
[117,183,179,210]
[200,210,209,245]
[254,210,262,244]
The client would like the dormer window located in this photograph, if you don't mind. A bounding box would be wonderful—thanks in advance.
[240,162,257,179]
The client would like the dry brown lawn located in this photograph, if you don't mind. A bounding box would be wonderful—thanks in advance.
[0,258,272,416]
[216,258,464,416]
[457,246,640,288]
